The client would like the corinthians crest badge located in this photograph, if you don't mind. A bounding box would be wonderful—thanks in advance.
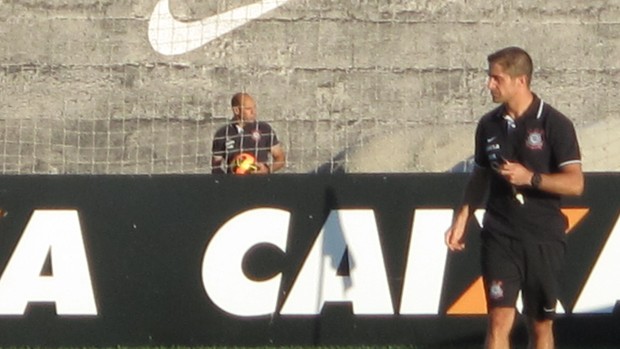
[526,129,544,150]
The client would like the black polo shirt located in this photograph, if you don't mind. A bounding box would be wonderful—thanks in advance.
[212,120,280,173]
[474,95,581,242]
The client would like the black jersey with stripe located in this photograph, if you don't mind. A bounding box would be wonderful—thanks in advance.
[474,95,581,242]
[212,121,280,173]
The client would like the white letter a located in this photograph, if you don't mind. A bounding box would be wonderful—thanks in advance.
[0,210,97,315]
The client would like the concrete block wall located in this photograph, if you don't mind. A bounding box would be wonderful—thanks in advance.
[0,0,618,173]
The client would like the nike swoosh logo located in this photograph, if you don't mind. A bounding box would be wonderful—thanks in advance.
[148,0,292,56]
[486,136,497,143]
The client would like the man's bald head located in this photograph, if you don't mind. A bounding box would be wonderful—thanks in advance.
[231,92,257,123]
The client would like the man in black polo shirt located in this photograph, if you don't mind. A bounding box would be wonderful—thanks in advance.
[445,47,584,349]
[211,92,286,174]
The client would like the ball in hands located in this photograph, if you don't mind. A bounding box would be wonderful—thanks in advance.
[232,153,258,174]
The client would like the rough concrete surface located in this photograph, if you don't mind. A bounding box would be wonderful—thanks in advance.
[0,0,618,174]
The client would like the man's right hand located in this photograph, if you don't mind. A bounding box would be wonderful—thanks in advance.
[445,167,490,252]
[445,225,467,252]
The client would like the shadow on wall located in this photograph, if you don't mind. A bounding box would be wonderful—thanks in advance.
[449,156,476,173]
[311,117,620,174]
[443,118,620,173]
[312,150,347,174]
[313,153,475,174]
[312,124,477,174]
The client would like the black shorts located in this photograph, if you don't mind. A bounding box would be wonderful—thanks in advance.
[480,230,566,320]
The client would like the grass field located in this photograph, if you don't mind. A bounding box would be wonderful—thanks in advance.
[126,345,617,349]
[179,346,619,349]
[7,345,617,349]
[8,339,618,348]
[9,343,619,349]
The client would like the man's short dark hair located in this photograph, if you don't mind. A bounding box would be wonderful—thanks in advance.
[487,47,533,85]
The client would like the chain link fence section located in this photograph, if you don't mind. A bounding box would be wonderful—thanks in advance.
[0,0,618,174]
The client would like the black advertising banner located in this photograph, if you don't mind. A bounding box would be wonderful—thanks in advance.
[0,174,618,347]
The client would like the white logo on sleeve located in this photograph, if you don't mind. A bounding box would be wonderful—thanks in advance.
[489,280,504,301]
[148,0,292,56]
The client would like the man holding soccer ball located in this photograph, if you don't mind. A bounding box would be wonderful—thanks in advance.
[211,92,286,174]
[445,47,583,349]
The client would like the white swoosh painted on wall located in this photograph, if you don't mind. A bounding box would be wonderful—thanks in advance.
[148,0,292,56]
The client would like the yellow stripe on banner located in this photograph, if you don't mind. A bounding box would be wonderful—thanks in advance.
[447,277,487,315]
[562,208,590,233]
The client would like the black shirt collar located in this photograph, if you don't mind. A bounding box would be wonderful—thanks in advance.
[497,94,542,123]
[231,120,257,132]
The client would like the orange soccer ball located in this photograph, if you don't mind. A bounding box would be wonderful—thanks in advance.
[232,153,258,174]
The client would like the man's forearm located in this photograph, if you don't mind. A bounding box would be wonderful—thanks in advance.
[532,165,584,196]
[211,157,225,174]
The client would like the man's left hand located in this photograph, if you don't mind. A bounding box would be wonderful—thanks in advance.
[254,163,271,174]
[499,161,533,187]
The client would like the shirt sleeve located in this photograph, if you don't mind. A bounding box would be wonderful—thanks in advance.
[211,127,226,157]
[549,114,581,168]
[474,121,489,168]
[260,122,280,147]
